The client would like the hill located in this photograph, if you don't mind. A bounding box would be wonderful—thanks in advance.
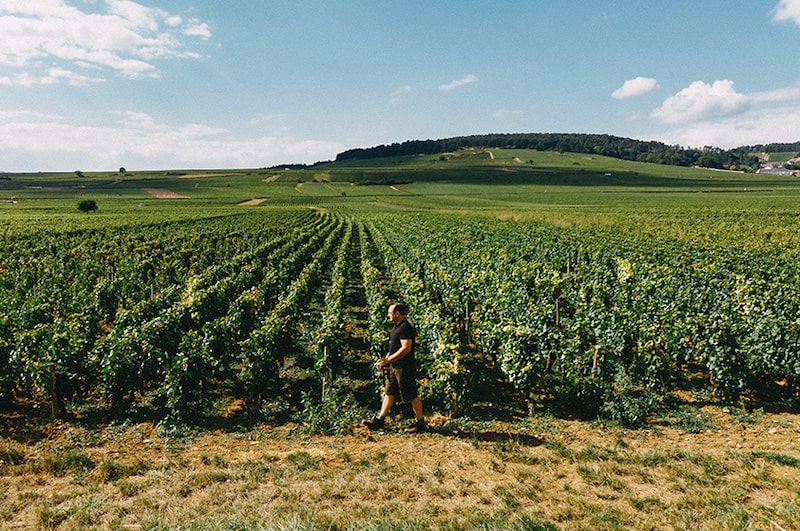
[331,132,800,172]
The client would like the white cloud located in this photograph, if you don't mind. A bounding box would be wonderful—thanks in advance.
[439,74,479,91]
[248,113,289,126]
[660,105,800,149]
[773,0,800,25]
[115,110,158,129]
[0,0,210,84]
[0,68,104,87]
[0,110,345,171]
[390,85,412,102]
[41,67,105,86]
[165,15,182,27]
[0,110,61,122]
[652,80,800,148]
[184,19,211,40]
[749,82,800,103]
[492,109,525,119]
[612,77,659,99]
[106,0,164,31]
[650,80,749,124]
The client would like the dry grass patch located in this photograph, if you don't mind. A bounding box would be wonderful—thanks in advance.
[0,406,798,529]
[141,188,189,199]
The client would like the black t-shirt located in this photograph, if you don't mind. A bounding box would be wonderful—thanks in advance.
[388,318,416,368]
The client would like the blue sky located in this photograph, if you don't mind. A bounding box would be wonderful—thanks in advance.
[2,1,800,171]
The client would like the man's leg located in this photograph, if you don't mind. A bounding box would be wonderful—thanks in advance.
[363,372,397,430]
[411,396,423,421]
[379,393,395,418]
[404,367,425,433]
[406,396,427,433]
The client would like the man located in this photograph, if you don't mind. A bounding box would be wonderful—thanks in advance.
[363,303,427,433]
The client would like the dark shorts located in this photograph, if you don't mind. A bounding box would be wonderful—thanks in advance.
[384,365,418,401]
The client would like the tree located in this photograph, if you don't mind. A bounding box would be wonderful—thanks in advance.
[78,199,98,213]
[119,167,126,174]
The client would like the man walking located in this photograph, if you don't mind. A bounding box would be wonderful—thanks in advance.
[363,303,427,433]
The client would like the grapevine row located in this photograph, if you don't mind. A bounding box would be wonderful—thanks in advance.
[313,221,355,388]
[0,210,336,414]
[3,205,799,427]
[362,220,474,412]
[370,212,800,421]
[101,212,341,414]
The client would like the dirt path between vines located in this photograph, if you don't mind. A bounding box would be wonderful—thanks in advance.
[238,198,268,206]
[141,188,189,199]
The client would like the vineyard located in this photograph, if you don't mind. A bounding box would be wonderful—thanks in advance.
[2,202,800,427]
[1,150,800,528]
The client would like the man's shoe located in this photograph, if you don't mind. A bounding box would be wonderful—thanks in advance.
[362,417,384,430]
[406,419,427,433]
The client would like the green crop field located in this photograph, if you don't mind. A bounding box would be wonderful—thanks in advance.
[1,148,799,530]
[763,151,799,163]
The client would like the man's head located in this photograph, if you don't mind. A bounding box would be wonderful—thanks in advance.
[387,303,408,324]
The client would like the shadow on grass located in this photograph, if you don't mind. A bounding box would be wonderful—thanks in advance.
[435,426,544,447]
[331,167,790,190]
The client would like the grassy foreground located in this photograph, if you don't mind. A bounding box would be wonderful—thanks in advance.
[1,401,798,530]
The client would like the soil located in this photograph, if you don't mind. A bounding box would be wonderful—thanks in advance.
[238,198,268,206]
[141,188,190,199]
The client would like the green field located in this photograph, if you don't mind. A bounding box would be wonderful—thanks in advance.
[762,151,799,163]
[3,148,800,224]
[1,149,799,529]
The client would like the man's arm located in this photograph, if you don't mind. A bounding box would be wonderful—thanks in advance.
[377,338,412,369]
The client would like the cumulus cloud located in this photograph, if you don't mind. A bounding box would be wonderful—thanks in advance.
[0,0,211,84]
[439,74,478,91]
[164,15,182,27]
[184,18,211,39]
[660,104,800,149]
[612,77,659,99]
[650,80,749,124]
[652,80,800,148]
[773,0,800,25]
[0,110,345,171]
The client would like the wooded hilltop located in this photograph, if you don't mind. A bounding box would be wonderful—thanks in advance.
[335,133,800,171]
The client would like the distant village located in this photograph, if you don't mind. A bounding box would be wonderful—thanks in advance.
[755,152,800,176]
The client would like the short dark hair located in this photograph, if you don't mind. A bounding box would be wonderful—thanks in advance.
[392,302,409,316]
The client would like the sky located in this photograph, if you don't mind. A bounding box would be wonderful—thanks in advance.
[2,0,800,171]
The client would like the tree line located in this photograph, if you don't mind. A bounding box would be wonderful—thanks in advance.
[334,133,792,171]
